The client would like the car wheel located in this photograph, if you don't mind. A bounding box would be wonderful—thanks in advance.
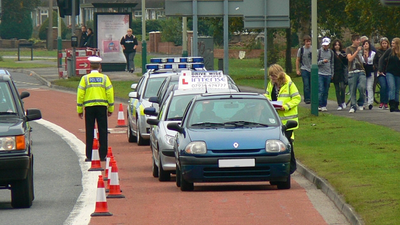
[136,120,149,146]
[176,164,181,187]
[127,118,136,143]
[152,156,159,178]
[158,155,171,182]
[180,169,194,191]
[276,175,291,190]
[11,159,33,208]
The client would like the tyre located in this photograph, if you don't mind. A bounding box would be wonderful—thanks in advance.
[176,165,181,187]
[276,175,291,190]
[136,120,149,146]
[11,160,33,208]
[180,169,194,191]
[127,119,136,143]
[158,155,171,182]
[152,156,159,178]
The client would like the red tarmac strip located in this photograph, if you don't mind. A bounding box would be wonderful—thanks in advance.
[24,88,328,225]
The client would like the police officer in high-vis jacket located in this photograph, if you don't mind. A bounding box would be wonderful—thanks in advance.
[265,64,301,174]
[77,56,114,161]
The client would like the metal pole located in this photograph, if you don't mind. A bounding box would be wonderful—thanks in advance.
[223,0,229,74]
[71,0,76,77]
[192,0,198,56]
[182,17,188,57]
[311,0,318,116]
[58,11,62,70]
[141,0,147,74]
[263,0,268,90]
[47,0,53,50]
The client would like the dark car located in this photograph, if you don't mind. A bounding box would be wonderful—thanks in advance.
[167,92,297,191]
[0,74,42,208]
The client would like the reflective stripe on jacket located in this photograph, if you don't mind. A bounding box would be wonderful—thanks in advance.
[265,74,301,130]
[77,71,114,113]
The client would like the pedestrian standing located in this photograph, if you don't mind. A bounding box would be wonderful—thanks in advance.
[77,56,114,161]
[378,37,400,112]
[265,64,301,174]
[346,34,366,113]
[85,28,95,48]
[362,40,376,110]
[317,37,334,112]
[296,35,312,104]
[331,40,348,111]
[120,28,138,73]
[79,26,88,48]
[375,37,390,109]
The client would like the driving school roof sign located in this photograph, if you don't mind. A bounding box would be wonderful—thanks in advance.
[179,70,229,90]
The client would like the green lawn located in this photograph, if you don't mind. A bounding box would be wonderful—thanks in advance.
[34,53,400,224]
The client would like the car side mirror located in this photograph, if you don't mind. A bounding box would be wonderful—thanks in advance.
[131,83,137,90]
[128,91,137,99]
[144,107,158,116]
[20,91,30,99]
[283,120,298,131]
[147,118,159,126]
[149,96,159,104]
[26,108,42,121]
[167,122,184,134]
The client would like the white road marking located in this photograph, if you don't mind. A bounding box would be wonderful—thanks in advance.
[35,119,99,225]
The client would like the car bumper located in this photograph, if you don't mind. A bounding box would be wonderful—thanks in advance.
[160,149,175,171]
[179,154,290,183]
[0,155,30,184]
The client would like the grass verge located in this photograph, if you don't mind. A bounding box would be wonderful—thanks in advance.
[53,57,397,224]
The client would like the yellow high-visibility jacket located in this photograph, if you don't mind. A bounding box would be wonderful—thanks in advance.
[265,74,300,130]
[77,71,114,113]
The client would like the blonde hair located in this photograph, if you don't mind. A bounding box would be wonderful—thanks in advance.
[392,38,400,58]
[127,28,132,32]
[268,64,287,86]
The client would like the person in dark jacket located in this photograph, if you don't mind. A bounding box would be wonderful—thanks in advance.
[85,28,95,48]
[378,37,400,112]
[120,28,138,73]
[374,37,390,109]
[79,26,88,48]
[331,40,348,111]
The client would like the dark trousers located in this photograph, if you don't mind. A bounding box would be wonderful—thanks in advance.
[285,130,297,174]
[85,106,108,160]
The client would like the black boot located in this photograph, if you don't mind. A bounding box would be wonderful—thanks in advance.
[389,100,400,112]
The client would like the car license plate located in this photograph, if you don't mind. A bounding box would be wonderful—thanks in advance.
[218,159,255,168]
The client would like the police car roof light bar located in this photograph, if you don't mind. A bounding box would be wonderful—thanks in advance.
[150,57,204,64]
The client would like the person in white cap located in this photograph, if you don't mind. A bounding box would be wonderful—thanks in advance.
[317,37,334,112]
[77,56,114,161]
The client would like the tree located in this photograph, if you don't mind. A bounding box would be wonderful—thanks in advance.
[0,0,40,39]
[39,11,68,40]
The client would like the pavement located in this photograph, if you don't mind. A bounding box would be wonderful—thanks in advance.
[17,58,379,225]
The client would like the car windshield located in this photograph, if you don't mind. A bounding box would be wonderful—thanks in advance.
[143,77,167,98]
[188,98,279,128]
[0,82,17,115]
[166,94,196,120]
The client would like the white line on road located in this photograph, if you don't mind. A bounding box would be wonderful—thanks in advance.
[35,119,99,225]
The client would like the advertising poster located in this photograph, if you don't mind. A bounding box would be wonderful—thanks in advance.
[96,13,131,64]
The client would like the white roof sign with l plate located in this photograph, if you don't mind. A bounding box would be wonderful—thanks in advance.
[178,70,229,90]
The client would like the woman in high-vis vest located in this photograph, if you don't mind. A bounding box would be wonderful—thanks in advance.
[265,64,301,174]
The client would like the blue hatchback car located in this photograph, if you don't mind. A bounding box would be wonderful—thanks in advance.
[167,92,297,191]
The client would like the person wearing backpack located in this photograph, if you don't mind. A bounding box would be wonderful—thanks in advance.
[296,35,312,104]
[317,37,335,111]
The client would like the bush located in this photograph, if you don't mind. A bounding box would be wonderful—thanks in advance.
[1,9,32,39]
[39,11,68,40]
[161,17,182,46]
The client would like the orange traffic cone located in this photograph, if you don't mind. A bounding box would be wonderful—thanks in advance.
[106,155,114,193]
[94,123,99,140]
[88,139,104,171]
[116,103,127,127]
[107,159,125,198]
[91,175,113,217]
[104,147,113,181]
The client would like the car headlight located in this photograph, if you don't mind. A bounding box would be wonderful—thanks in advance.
[0,136,25,151]
[165,134,175,146]
[185,141,207,154]
[265,140,286,153]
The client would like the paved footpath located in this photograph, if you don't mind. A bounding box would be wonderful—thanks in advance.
[20,63,362,224]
